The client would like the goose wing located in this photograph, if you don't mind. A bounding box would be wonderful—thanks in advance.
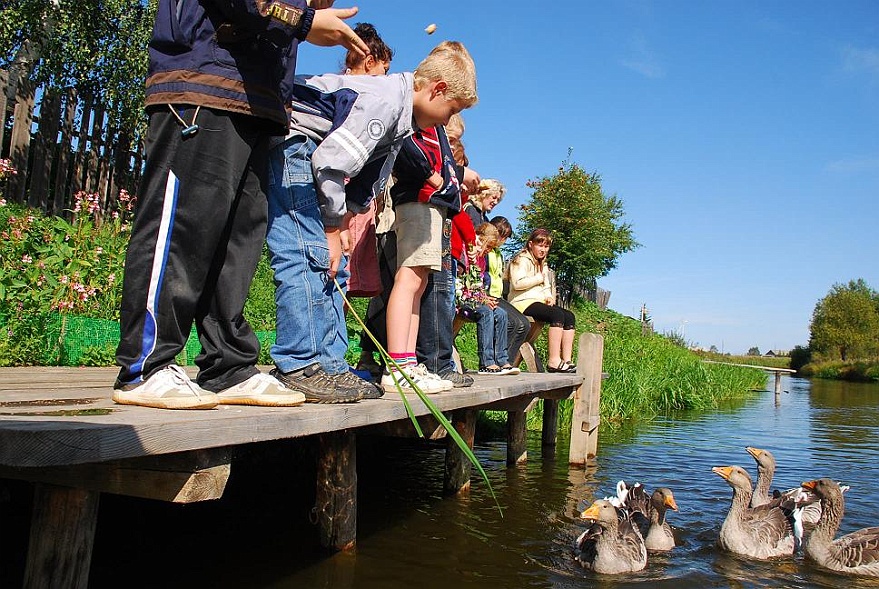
[831,526,879,571]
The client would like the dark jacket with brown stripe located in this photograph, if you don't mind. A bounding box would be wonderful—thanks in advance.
[144,0,314,132]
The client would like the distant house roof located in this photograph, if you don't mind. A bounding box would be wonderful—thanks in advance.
[764,350,777,357]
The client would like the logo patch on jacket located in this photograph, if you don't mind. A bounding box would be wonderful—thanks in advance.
[367,119,385,140]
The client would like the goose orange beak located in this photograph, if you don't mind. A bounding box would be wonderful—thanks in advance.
[802,480,817,491]
[581,502,601,520]
[712,466,734,480]
[745,446,763,459]
[665,493,679,511]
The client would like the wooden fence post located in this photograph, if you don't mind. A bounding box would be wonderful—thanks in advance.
[569,333,603,466]
[0,69,9,155]
[28,89,61,210]
[9,80,35,203]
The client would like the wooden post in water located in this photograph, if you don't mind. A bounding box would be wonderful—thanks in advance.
[23,484,99,589]
[444,408,477,494]
[542,399,559,448]
[569,333,603,466]
[315,431,357,551]
[507,409,528,466]
[774,371,783,397]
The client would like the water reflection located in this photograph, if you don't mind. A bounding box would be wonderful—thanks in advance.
[83,376,879,588]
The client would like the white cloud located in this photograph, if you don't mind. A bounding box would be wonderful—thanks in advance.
[842,45,879,76]
[621,32,665,79]
[825,154,879,174]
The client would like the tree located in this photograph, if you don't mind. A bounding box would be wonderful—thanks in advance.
[809,279,879,361]
[513,161,639,305]
[0,0,153,134]
[747,346,761,356]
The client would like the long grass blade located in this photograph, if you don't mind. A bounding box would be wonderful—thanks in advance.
[335,279,502,515]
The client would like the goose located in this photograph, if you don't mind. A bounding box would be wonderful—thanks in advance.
[575,499,647,574]
[624,485,679,552]
[746,446,849,525]
[712,465,797,559]
[801,478,879,577]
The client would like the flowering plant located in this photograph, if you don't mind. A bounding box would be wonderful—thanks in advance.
[0,189,135,317]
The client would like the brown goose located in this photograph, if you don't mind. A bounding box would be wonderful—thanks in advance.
[576,499,647,574]
[624,484,679,552]
[801,478,879,576]
[745,446,848,526]
[712,465,797,559]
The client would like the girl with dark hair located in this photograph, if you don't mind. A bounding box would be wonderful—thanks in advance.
[507,229,577,372]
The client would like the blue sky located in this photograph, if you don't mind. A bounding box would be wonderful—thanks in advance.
[297,0,879,355]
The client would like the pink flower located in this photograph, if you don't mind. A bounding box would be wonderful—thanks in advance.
[21,254,32,264]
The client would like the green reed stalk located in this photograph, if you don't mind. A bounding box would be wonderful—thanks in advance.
[335,279,502,515]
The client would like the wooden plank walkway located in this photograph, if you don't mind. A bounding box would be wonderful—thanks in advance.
[0,366,580,468]
[0,332,605,589]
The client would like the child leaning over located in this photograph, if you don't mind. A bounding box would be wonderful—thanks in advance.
[266,41,476,402]
[382,41,480,394]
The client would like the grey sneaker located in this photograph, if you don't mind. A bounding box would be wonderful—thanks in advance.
[113,364,218,410]
[270,364,361,404]
[335,370,384,399]
[216,372,306,407]
[438,370,474,388]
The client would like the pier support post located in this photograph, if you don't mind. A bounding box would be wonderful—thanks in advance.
[23,483,99,589]
[507,410,528,466]
[444,408,477,495]
[541,399,559,448]
[315,431,357,551]
[569,333,603,466]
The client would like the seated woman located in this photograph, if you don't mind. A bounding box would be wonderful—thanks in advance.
[457,223,517,375]
[506,228,576,372]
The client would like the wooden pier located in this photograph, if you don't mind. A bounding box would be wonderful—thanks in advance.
[0,333,604,589]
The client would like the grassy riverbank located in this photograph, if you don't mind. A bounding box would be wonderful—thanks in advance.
[798,359,879,382]
[468,300,767,432]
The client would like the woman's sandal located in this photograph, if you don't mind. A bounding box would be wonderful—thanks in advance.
[500,364,520,375]
[547,361,577,373]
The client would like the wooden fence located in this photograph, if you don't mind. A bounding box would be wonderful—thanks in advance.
[0,69,143,217]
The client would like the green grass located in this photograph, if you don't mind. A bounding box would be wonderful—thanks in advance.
[798,359,879,382]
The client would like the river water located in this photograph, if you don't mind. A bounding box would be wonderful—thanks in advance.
[50,377,879,587]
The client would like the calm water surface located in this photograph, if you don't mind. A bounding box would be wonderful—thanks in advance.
[79,377,879,587]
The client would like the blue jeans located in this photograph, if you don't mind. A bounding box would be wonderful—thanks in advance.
[266,134,350,375]
[475,303,509,368]
[416,218,455,374]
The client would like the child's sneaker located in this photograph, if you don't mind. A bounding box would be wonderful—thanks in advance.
[381,366,445,394]
[112,364,218,410]
[499,364,521,375]
[410,364,454,390]
[478,366,503,375]
[216,372,306,406]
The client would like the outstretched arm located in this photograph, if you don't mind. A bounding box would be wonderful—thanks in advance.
[306,7,369,58]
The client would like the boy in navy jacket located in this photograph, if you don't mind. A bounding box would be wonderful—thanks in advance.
[113,1,367,410]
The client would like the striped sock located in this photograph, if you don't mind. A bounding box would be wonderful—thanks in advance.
[388,353,409,372]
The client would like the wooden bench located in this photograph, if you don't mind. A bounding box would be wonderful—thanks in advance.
[0,333,604,589]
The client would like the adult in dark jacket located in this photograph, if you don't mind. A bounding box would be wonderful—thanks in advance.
[114,0,367,409]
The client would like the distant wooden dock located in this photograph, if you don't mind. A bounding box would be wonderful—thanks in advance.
[0,333,604,589]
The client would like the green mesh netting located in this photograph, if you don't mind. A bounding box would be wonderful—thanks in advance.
[0,313,278,366]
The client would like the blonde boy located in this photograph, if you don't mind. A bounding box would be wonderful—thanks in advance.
[267,41,478,401]
[382,42,480,393]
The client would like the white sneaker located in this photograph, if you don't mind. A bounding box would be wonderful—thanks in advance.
[381,366,446,394]
[216,372,306,407]
[410,364,454,391]
[113,365,218,410]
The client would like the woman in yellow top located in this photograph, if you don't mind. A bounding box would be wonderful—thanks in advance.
[507,229,576,372]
